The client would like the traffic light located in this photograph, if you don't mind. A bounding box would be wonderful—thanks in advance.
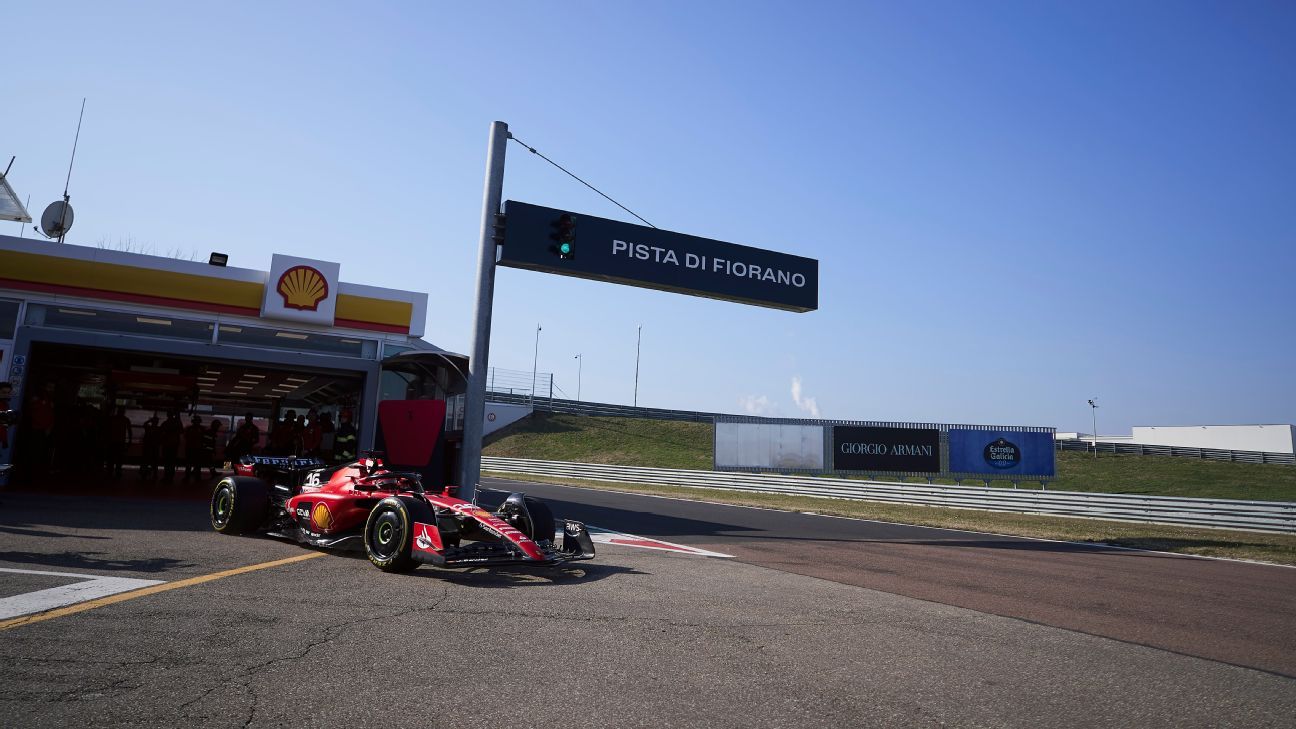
[550,213,576,259]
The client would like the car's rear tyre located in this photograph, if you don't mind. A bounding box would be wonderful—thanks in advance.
[364,497,419,573]
[211,477,269,535]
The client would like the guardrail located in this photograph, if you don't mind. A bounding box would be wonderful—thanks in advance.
[481,457,1296,534]
[1056,439,1295,465]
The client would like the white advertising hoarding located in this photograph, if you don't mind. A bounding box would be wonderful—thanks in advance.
[716,422,824,470]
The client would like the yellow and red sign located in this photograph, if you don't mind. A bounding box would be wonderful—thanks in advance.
[261,254,340,326]
[277,265,329,311]
[311,502,334,531]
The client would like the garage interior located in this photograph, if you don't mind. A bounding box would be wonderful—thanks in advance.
[9,342,364,492]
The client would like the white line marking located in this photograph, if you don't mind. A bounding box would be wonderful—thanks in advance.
[585,526,733,558]
[0,567,165,620]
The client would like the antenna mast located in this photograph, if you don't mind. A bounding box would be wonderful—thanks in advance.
[57,98,87,243]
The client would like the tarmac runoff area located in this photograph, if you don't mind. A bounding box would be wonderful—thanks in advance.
[0,487,1294,728]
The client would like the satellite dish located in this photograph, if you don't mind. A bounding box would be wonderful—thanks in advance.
[40,200,74,239]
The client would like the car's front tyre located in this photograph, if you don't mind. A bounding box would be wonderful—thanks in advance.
[364,497,419,573]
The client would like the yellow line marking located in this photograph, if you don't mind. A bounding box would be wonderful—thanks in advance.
[0,552,326,632]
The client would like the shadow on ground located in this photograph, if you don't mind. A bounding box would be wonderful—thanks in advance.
[0,493,211,533]
[0,549,191,573]
[481,482,1281,562]
[478,487,764,541]
[431,562,643,588]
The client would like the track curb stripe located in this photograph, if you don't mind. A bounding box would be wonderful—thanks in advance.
[0,552,326,631]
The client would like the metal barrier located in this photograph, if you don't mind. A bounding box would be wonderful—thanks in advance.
[1056,439,1295,465]
[481,457,1296,534]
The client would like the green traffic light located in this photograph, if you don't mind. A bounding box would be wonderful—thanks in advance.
[560,243,572,255]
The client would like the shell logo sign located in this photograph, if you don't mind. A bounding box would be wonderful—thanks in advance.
[311,502,334,531]
[261,254,340,325]
[277,265,329,311]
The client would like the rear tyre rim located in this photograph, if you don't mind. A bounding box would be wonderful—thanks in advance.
[369,510,404,560]
[212,487,233,529]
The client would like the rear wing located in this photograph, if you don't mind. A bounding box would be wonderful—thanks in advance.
[241,455,327,471]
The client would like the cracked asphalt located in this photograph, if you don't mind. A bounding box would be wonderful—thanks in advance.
[2,488,1295,728]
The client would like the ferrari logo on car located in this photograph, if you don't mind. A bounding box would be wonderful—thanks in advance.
[277,265,329,311]
[311,502,333,531]
[413,523,441,552]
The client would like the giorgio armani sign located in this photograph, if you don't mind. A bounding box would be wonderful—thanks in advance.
[833,426,941,473]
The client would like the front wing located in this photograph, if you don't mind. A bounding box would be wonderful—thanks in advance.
[411,518,596,568]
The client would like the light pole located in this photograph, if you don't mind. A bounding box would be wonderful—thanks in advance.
[633,324,642,407]
[460,120,509,503]
[574,353,582,401]
[531,323,542,406]
[1088,398,1099,459]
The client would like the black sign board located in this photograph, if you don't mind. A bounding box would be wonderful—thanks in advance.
[499,200,818,312]
[833,426,941,473]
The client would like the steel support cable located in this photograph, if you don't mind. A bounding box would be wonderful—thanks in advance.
[508,133,657,229]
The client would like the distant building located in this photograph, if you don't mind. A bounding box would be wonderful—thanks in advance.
[1057,425,1295,454]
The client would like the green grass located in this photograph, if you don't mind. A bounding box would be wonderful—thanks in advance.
[483,412,713,470]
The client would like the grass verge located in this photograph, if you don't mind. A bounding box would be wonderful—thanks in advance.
[484,413,713,470]
[484,471,1296,567]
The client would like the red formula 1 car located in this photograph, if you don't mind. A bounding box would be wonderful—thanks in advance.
[209,454,595,573]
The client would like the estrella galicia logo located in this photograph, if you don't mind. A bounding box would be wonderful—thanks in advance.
[983,438,1021,469]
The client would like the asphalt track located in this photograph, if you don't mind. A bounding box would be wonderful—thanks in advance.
[0,480,1292,727]
[483,478,1296,678]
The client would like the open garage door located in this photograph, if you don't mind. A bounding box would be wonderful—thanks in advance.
[9,342,365,495]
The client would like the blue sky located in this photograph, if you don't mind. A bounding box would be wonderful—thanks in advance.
[4,1,1293,434]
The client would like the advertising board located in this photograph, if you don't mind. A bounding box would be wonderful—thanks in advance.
[833,426,940,472]
[947,429,1055,477]
[715,422,824,470]
[261,254,341,326]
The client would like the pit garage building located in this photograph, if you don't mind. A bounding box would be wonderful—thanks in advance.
[0,234,467,484]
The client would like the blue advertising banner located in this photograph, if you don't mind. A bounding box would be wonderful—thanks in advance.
[948,429,1055,477]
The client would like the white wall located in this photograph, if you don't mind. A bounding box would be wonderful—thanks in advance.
[716,422,825,469]
[1130,425,1296,454]
[484,403,532,436]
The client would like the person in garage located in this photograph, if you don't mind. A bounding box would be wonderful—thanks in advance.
[139,414,160,480]
[202,418,222,477]
[226,412,260,464]
[159,411,183,484]
[104,406,133,479]
[334,409,357,463]
[182,415,207,481]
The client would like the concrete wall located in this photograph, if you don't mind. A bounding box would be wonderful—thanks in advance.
[1130,425,1296,454]
[484,402,532,436]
